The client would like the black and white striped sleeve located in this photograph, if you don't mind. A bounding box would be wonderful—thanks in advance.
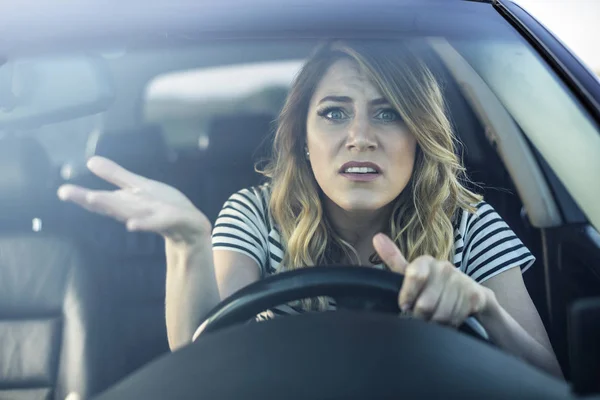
[461,202,535,284]
[211,187,270,276]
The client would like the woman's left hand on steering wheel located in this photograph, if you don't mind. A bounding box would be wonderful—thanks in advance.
[373,233,495,328]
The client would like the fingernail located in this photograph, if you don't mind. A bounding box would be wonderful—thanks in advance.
[57,187,68,201]
[373,233,383,246]
[373,233,390,249]
[87,157,101,170]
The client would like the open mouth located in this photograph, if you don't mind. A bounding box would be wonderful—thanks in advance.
[339,162,382,182]
[342,166,379,174]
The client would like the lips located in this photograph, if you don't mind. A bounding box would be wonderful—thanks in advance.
[339,161,382,174]
[339,161,382,182]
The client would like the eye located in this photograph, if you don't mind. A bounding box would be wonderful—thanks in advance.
[317,107,348,121]
[375,109,400,122]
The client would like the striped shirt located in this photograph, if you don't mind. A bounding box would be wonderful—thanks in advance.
[212,184,535,320]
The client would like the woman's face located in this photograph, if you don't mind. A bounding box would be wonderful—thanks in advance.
[306,58,417,214]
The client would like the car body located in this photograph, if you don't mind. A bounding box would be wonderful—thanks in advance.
[0,0,599,399]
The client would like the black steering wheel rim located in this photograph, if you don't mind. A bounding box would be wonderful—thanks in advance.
[193,266,489,341]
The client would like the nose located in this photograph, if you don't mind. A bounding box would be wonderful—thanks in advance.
[345,115,377,151]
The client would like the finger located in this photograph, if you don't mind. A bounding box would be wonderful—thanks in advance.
[398,256,432,311]
[411,261,446,320]
[86,191,153,222]
[450,293,472,328]
[58,184,115,216]
[87,156,149,189]
[59,184,141,220]
[430,279,460,326]
[58,184,90,205]
[373,233,408,274]
[448,277,484,327]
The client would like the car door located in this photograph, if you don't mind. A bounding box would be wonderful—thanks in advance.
[493,0,600,387]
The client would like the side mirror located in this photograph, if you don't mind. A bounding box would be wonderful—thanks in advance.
[568,297,600,396]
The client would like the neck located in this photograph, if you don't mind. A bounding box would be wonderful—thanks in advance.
[324,199,393,262]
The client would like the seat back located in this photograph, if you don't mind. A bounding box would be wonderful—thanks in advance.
[61,126,171,395]
[84,124,171,185]
[0,135,90,400]
[199,113,275,222]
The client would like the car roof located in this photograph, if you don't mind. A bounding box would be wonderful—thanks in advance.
[0,0,503,55]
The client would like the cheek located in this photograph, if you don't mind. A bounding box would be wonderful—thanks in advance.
[389,134,418,181]
[306,118,338,168]
[306,115,335,144]
[305,115,321,149]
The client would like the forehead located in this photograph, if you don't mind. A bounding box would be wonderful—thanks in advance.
[312,58,383,100]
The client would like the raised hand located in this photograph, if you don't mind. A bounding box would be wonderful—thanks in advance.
[57,156,211,246]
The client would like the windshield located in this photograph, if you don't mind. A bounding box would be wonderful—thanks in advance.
[2,9,596,229]
[2,2,600,398]
[107,34,598,230]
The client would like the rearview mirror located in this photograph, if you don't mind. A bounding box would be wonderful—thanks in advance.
[0,54,114,129]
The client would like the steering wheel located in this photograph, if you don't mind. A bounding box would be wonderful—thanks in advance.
[95,267,573,400]
[192,266,489,342]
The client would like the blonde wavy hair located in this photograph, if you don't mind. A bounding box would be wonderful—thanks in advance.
[260,40,481,276]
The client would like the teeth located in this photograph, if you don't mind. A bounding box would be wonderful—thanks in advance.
[344,167,377,174]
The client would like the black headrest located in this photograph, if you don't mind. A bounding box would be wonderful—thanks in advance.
[87,124,168,174]
[0,135,54,216]
[63,126,169,255]
[79,125,169,189]
[204,113,275,168]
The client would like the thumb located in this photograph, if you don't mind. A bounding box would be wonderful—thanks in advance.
[373,233,408,274]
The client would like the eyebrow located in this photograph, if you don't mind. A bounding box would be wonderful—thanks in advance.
[317,96,390,106]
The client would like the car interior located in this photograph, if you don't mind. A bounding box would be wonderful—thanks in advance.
[0,34,599,399]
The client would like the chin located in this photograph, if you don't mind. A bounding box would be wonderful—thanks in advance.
[332,196,391,214]
[320,184,400,214]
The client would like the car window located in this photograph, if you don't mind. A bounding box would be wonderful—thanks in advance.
[449,38,600,231]
[4,16,598,230]
[143,60,303,150]
[131,36,600,232]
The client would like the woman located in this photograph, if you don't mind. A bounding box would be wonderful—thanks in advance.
[57,41,563,378]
